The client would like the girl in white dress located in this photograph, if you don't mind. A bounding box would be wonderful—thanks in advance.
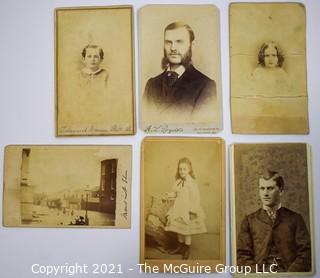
[249,41,291,96]
[164,157,207,259]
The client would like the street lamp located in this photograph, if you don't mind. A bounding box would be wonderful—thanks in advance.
[85,185,90,225]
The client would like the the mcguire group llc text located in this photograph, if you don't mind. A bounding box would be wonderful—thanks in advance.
[138,262,278,274]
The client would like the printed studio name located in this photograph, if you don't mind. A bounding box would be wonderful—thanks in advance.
[59,124,132,134]
[144,124,219,134]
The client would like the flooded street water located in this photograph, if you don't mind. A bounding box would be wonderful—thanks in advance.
[30,205,115,226]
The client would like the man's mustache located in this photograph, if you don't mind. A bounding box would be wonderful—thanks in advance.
[168,51,182,56]
[161,48,192,70]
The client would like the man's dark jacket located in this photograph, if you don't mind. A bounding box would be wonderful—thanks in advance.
[237,207,311,272]
[143,65,216,113]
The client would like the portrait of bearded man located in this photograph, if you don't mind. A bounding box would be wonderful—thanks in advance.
[143,21,217,115]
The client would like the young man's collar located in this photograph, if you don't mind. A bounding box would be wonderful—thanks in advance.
[263,203,282,213]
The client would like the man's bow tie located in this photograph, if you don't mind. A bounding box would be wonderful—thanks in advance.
[166,71,179,86]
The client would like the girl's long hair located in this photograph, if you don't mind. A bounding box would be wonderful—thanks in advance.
[175,157,195,180]
[257,41,284,67]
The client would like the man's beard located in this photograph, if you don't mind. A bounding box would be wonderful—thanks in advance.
[161,48,192,70]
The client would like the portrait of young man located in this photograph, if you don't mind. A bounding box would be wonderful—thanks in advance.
[231,143,314,276]
[139,5,221,133]
[237,170,311,273]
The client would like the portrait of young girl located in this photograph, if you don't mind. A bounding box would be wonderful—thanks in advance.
[142,138,225,270]
[249,41,291,95]
[230,3,309,134]
[164,157,207,260]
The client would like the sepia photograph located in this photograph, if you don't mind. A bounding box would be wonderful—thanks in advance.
[55,6,135,136]
[230,3,309,134]
[139,5,222,134]
[230,143,314,276]
[3,145,132,228]
[141,137,225,272]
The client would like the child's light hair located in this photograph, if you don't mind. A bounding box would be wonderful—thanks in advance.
[175,157,195,180]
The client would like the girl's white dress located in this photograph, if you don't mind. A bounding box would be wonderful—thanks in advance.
[164,175,207,235]
[249,67,292,96]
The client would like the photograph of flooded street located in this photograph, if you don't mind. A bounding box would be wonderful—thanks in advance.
[3,145,132,228]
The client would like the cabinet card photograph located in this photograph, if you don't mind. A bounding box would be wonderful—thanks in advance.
[3,145,132,228]
[230,3,309,134]
[141,137,225,273]
[55,6,135,136]
[230,143,314,276]
[139,5,222,134]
